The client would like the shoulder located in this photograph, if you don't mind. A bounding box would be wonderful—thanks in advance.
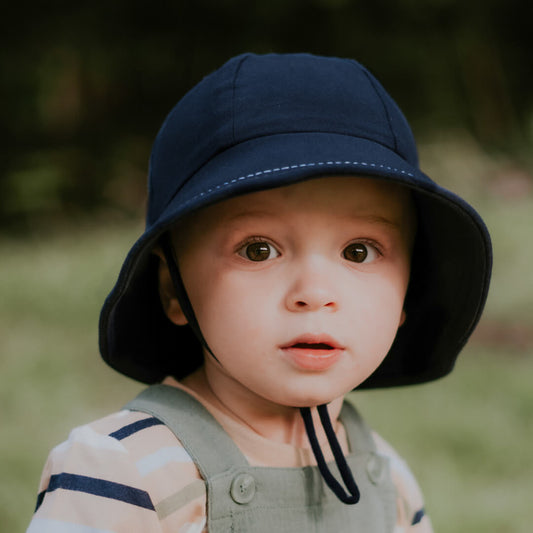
[372,431,433,532]
[29,409,207,532]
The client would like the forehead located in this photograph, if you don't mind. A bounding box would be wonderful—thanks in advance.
[182,176,414,230]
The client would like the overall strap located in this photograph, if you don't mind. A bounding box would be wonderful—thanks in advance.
[339,400,377,454]
[124,384,249,480]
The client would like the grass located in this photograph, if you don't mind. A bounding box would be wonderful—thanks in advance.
[352,347,533,533]
[2,140,532,531]
[0,221,145,531]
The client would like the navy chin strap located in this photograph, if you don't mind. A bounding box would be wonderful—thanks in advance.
[160,234,360,505]
[160,235,219,364]
[300,405,360,504]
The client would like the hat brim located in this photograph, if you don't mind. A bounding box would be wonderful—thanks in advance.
[99,131,492,388]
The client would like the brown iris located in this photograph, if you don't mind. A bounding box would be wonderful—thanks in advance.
[246,242,272,261]
[343,243,368,263]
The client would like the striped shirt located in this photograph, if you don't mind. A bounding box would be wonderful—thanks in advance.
[28,380,433,532]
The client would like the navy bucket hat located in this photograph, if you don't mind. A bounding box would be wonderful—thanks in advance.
[99,52,492,389]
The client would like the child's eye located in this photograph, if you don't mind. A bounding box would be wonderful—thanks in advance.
[238,241,280,262]
[342,242,379,263]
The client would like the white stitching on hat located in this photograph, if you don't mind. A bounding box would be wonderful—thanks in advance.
[181,160,414,208]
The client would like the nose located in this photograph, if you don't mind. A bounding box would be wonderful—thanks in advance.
[284,258,338,312]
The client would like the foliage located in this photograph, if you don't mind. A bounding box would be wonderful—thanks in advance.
[2,0,533,228]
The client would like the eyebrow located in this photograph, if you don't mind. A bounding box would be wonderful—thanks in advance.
[350,214,401,229]
[225,211,401,229]
[224,210,276,224]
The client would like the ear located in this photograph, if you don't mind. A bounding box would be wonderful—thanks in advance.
[152,247,188,326]
[399,309,407,327]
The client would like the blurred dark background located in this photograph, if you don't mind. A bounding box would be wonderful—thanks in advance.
[3,5,533,531]
[1,0,532,232]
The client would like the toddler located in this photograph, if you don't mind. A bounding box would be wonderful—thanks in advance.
[28,53,492,532]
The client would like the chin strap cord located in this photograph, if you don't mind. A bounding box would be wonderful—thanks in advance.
[160,235,219,364]
[300,404,360,504]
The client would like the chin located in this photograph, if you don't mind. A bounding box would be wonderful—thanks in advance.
[272,386,351,409]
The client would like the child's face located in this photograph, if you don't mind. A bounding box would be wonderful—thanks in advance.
[164,176,415,408]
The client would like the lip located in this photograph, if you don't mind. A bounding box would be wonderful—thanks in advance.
[280,334,344,371]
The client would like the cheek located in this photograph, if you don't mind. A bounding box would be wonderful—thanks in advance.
[189,271,275,345]
[351,266,407,310]
[349,274,407,344]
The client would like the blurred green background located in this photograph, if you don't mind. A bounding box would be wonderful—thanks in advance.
[1,1,532,531]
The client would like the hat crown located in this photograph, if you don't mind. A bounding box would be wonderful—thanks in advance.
[147,53,418,225]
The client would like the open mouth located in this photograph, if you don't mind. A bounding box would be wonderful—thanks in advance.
[282,334,343,351]
[281,336,343,371]
[291,342,335,350]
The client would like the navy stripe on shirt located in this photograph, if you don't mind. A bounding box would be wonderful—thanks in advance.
[412,507,425,525]
[34,491,46,512]
[35,473,155,512]
[109,417,164,440]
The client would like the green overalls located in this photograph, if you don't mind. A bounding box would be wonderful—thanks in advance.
[127,385,397,532]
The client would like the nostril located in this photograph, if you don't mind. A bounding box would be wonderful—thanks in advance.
[292,300,336,310]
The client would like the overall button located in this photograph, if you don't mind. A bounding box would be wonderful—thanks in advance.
[366,453,386,484]
[230,473,256,504]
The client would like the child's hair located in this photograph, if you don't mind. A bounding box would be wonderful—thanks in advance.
[99,53,492,390]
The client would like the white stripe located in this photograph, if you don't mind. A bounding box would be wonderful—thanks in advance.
[27,518,114,533]
[178,517,207,533]
[388,453,415,482]
[136,445,193,476]
[67,426,127,452]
